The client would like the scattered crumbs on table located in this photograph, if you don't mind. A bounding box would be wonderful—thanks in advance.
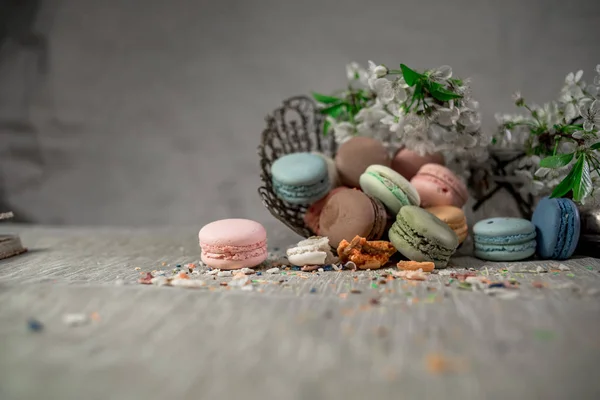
[586,266,594,270]
[558,264,571,271]
[534,329,555,341]
[134,267,141,271]
[256,272,262,276]
[536,266,547,273]
[90,312,101,321]
[350,289,362,294]
[371,282,378,289]
[266,267,280,274]
[207,269,220,276]
[27,318,43,332]
[566,273,575,278]
[532,281,545,289]
[309,288,317,294]
[217,271,232,277]
[369,298,380,306]
[426,353,463,374]
[220,282,228,286]
[62,313,89,327]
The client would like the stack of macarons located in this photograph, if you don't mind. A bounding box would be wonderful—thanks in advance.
[267,137,473,268]
[266,136,581,268]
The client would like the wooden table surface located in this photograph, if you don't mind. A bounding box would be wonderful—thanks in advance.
[1,225,599,400]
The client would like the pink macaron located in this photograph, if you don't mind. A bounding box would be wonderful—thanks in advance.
[391,148,445,180]
[410,164,468,208]
[199,219,268,270]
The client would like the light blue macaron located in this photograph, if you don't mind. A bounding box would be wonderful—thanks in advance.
[531,196,580,260]
[271,152,331,205]
[473,217,537,261]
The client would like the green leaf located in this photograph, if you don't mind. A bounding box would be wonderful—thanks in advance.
[539,152,574,168]
[400,64,421,87]
[550,165,577,199]
[591,142,600,150]
[573,155,592,202]
[312,92,343,104]
[319,103,346,116]
[430,86,462,101]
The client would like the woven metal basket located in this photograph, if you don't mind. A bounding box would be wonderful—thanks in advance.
[258,96,337,238]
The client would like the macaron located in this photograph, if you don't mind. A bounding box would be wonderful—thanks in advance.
[335,137,390,188]
[286,236,336,266]
[410,164,468,208]
[360,165,421,215]
[199,219,268,269]
[271,152,331,205]
[303,187,350,234]
[312,152,341,188]
[388,206,459,268]
[391,148,445,180]
[473,218,536,261]
[359,165,420,215]
[531,196,581,260]
[426,206,468,244]
[319,189,388,247]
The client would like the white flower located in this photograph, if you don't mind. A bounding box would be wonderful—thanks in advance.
[572,131,585,139]
[436,105,460,126]
[381,106,405,132]
[580,100,600,131]
[346,62,368,85]
[331,121,355,144]
[372,78,395,104]
[458,110,482,133]
[356,104,387,124]
[367,60,387,82]
[429,65,452,81]
[512,91,523,103]
[565,70,584,86]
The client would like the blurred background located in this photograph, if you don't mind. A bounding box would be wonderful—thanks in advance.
[1,0,599,227]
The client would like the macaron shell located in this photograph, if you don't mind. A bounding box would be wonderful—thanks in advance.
[335,137,391,188]
[199,219,268,269]
[359,165,420,215]
[312,152,341,188]
[319,189,385,247]
[199,219,267,247]
[411,164,468,208]
[303,187,350,234]
[473,218,536,245]
[426,206,468,244]
[391,148,445,180]
[271,152,328,185]
[532,197,581,259]
[389,206,458,268]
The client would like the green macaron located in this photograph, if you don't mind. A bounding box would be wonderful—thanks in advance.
[359,165,420,215]
[389,205,458,268]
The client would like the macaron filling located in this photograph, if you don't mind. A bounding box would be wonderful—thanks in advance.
[391,214,454,263]
[473,231,536,245]
[273,177,330,201]
[366,171,411,206]
[201,241,267,261]
[474,241,536,253]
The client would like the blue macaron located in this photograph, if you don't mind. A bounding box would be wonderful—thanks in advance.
[473,217,537,261]
[531,196,580,260]
[271,152,331,205]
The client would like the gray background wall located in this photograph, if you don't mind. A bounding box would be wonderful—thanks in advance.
[1,0,599,227]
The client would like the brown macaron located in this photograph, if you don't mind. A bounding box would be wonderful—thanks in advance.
[335,137,390,188]
[319,189,388,247]
[391,148,445,180]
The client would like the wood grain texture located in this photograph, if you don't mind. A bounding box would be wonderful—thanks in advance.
[1,225,600,400]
